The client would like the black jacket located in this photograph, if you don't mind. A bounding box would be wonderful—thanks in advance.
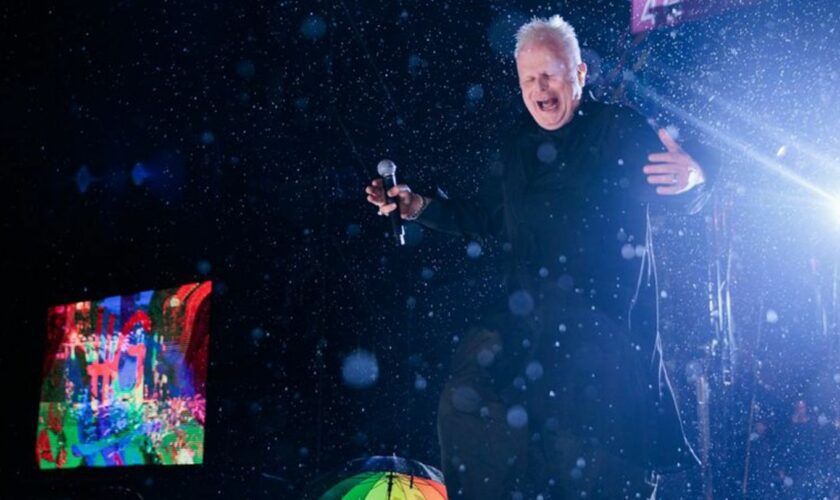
[417,93,710,320]
[418,93,711,469]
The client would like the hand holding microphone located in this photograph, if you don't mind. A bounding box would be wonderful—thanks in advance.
[364,159,429,245]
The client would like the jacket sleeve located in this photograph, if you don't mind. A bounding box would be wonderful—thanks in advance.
[413,164,510,241]
[413,146,513,241]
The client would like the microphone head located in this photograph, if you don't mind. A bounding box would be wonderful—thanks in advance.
[377,159,396,177]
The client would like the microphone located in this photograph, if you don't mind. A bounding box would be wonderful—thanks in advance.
[377,159,406,246]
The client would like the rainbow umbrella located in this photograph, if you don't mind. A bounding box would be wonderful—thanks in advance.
[318,455,448,500]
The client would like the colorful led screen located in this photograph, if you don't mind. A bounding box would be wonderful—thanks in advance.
[36,281,211,469]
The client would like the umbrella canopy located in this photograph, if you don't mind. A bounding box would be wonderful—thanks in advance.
[318,455,447,500]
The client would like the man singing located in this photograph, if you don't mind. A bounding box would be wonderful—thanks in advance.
[367,15,709,499]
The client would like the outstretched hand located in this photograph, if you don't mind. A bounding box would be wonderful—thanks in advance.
[643,128,705,195]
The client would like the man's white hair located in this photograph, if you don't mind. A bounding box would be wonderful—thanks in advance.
[514,15,582,76]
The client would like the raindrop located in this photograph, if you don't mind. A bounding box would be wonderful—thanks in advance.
[476,348,495,367]
[76,165,92,193]
[466,83,484,101]
[196,260,211,276]
[508,290,534,316]
[407,54,427,77]
[341,350,379,389]
[664,125,680,140]
[451,386,481,413]
[300,15,327,41]
[506,405,528,429]
[526,361,544,381]
[466,241,482,258]
[557,274,573,291]
[537,142,558,163]
[131,162,150,186]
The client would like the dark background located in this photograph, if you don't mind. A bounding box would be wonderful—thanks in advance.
[3,0,839,498]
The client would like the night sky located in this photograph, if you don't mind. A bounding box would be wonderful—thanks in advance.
[4,0,839,498]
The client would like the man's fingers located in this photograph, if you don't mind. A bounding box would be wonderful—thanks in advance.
[643,163,683,174]
[657,128,683,153]
[647,152,684,163]
[387,184,411,197]
[366,180,386,206]
[368,180,415,216]
[365,186,383,197]
[367,194,385,206]
[397,190,414,203]
[379,203,397,215]
[656,185,681,195]
[365,184,385,205]
[647,174,680,185]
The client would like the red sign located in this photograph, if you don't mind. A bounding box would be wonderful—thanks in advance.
[631,0,762,34]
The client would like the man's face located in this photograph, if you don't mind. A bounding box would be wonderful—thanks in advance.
[516,41,587,131]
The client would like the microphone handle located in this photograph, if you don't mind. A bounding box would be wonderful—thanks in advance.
[382,174,406,246]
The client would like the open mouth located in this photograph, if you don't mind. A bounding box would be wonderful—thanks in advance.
[537,97,559,112]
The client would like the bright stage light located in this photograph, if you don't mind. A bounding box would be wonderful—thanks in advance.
[833,197,840,225]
